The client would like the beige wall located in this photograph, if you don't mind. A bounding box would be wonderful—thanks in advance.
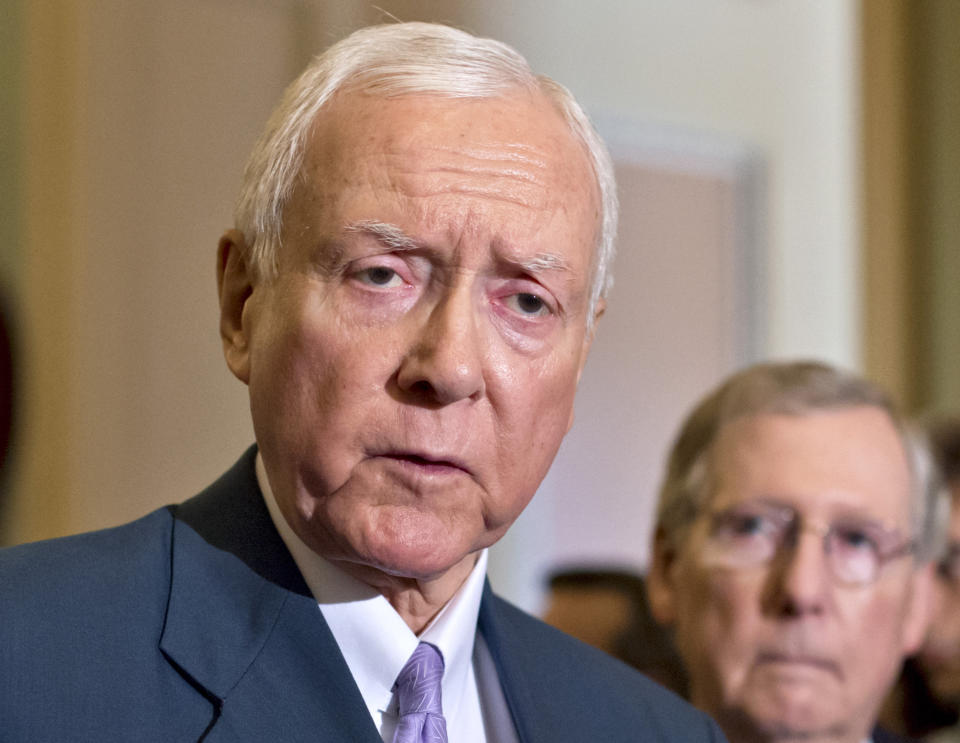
[862,0,960,414]
[861,0,914,408]
[8,0,312,542]
[916,1,960,410]
[0,0,22,286]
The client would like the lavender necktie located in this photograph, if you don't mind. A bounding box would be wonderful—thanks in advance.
[392,642,448,743]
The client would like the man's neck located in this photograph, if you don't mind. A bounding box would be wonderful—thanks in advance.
[329,551,480,634]
[714,711,867,743]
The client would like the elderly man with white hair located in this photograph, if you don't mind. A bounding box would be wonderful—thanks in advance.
[0,22,725,742]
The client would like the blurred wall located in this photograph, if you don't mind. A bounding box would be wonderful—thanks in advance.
[0,0,22,287]
[0,0,24,512]
[911,1,960,411]
[862,0,960,414]
[6,0,309,541]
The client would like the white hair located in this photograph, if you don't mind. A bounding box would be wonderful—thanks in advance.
[234,22,617,324]
[905,426,951,562]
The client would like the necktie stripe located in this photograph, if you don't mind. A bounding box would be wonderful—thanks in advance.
[392,642,448,743]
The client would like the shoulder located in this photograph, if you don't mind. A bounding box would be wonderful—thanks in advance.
[0,481,250,740]
[481,589,725,741]
[873,727,925,743]
[0,445,261,606]
[0,508,186,736]
[0,505,176,607]
[0,506,179,672]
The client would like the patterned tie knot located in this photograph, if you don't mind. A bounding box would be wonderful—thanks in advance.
[392,642,447,743]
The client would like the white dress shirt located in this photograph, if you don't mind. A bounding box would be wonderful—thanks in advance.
[257,454,519,743]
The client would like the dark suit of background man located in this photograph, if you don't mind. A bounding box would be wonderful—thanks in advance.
[0,22,726,742]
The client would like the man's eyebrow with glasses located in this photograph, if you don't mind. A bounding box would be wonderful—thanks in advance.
[703,501,915,584]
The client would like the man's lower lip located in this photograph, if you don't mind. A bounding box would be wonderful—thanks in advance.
[380,455,467,475]
[757,657,838,675]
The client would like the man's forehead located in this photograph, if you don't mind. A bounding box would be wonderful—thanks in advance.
[714,407,903,458]
[706,408,913,520]
[284,92,600,278]
[303,90,596,196]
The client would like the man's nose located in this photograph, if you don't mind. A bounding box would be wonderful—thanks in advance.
[395,287,485,405]
[765,528,831,618]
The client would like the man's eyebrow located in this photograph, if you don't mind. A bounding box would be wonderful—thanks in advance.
[343,220,420,251]
[509,251,570,275]
[342,219,570,275]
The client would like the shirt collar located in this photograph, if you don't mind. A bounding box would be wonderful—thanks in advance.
[256,452,488,728]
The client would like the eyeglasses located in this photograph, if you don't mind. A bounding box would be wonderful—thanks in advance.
[701,501,915,586]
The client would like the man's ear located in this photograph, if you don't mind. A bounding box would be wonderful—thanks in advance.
[566,297,607,432]
[900,561,935,656]
[217,229,255,384]
[577,296,606,384]
[646,527,680,627]
[591,295,607,327]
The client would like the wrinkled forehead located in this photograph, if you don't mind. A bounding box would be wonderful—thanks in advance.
[704,409,914,526]
[291,89,601,246]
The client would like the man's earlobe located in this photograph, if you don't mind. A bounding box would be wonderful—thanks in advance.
[574,296,606,388]
[217,229,254,384]
[592,296,606,326]
[646,528,679,626]
[901,561,935,656]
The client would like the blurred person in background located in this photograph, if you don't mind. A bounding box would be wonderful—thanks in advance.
[882,417,960,742]
[542,567,687,694]
[646,360,944,743]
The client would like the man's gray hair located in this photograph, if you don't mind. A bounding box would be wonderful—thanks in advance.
[655,360,948,562]
[234,22,617,324]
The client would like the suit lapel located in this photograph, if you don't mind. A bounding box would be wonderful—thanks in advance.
[160,447,380,742]
[477,581,537,743]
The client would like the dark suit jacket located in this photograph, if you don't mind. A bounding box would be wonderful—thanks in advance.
[873,727,921,743]
[0,447,725,742]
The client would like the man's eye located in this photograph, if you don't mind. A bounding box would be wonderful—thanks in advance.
[506,292,549,317]
[712,510,782,544]
[733,516,766,535]
[726,514,773,538]
[832,526,879,554]
[357,266,403,288]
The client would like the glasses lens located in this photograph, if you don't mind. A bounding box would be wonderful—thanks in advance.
[825,523,883,584]
[703,504,789,569]
[828,518,914,584]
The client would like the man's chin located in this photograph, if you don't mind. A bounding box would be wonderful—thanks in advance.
[730,703,850,742]
[344,524,481,587]
[367,548,472,583]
